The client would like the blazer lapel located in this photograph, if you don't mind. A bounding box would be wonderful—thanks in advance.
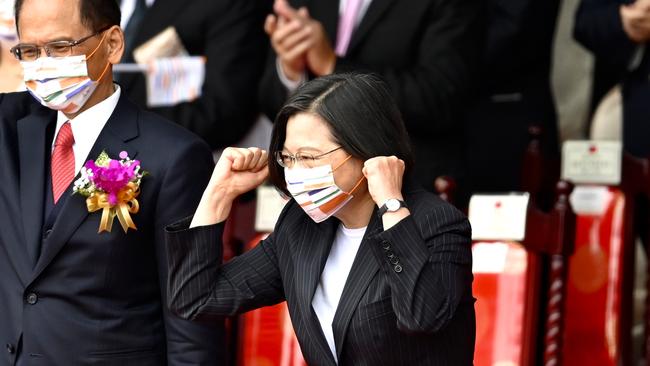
[16,107,55,278]
[346,0,396,54]
[29,95,140,284]
[295,217,338,365]
[332,209,382,359]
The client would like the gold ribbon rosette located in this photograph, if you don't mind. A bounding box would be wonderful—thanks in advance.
[73,151,145,234]
[86,182,141,233]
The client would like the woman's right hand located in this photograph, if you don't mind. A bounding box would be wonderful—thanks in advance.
[190,147,269,228]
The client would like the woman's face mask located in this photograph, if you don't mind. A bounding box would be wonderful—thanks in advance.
[21,31,111,114]
[284,155,365,223]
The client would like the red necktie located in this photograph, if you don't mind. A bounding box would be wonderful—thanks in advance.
[51,122,75,204]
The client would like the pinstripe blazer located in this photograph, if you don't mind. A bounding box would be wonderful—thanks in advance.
[166,184,475,365]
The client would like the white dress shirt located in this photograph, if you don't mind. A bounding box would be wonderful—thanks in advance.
[312,223,367,363]
[277,0,374,91]
[120,0,156,29]
[52,85,121,176]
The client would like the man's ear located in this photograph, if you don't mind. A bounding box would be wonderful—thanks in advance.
[106,25,124,64]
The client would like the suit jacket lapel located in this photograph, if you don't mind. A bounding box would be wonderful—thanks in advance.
[310,0,340,46]
[332,208,382,359]
[29,95,140,284]
[296,217,338,365]
[347,0,396,54]
[17,107,55,269]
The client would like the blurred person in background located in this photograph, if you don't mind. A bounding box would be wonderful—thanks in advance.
[575,0,650,159]
[465,0,561,194]
[0,0,23,92]
[117,0,267,150]
[575,0,650,239]
[259,0,483,205]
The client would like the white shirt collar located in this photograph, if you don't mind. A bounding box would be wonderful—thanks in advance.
[53,84,121,175]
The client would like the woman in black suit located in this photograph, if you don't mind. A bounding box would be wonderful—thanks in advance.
[166,73,475,365]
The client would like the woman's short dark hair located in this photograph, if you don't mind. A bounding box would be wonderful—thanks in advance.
[269,72,415,196]
[15,0,121,34]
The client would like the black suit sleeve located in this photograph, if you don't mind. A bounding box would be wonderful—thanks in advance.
[153,139,225,365]
[152,0,267,150]
[165,210,287,324]
[370,203,472,334]
[574,0,639,72]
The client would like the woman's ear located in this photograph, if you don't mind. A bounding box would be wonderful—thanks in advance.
[105,25,124,65]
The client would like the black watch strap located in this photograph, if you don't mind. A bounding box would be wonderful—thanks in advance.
[378,199,407,216]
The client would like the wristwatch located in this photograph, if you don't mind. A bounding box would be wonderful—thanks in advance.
[378,198,407,216]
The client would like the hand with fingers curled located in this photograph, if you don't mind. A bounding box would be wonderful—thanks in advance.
[362,156,406,207]
[191,147,269,227]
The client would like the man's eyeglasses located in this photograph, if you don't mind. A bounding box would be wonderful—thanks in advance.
[10,26,111,61]
[276,146,343,168]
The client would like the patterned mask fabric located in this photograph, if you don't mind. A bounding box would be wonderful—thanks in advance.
[284,155,365,223]
[21,31,110,114]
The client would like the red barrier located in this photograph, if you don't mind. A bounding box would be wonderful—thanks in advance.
[472,182,575,366]
[561,154,648,366]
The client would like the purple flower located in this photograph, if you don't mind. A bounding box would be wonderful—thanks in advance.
[85,158,140,206]
[119,151,129,160]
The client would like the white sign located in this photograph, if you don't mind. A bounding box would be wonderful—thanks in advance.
[255,185,289,233]
[569,185,611,215]
[145,56,206,107]
[469,193,530,241]
[562,140,622,185]
[472,242,527,274]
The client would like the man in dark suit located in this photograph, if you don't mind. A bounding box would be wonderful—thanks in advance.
[0,0,223,364]
[117,0,267,150]
[258,0,483,200]
[465,0,561,194]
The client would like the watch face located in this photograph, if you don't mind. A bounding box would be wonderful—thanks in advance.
[386,199,400,211]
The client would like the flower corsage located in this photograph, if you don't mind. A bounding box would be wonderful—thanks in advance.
[73,151,146,233]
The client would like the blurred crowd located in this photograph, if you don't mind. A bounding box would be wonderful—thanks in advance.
[0,0,646,207]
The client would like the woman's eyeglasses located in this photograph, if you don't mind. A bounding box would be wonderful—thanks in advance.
[275,146,343,168]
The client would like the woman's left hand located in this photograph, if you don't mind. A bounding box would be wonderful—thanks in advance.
[362,156,405,206]
[363,156,408,229]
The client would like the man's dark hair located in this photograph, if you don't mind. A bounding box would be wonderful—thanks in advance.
[268,72,416,196]
[15,0,121,33]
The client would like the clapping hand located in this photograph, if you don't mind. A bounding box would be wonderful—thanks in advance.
[265,0,336,81]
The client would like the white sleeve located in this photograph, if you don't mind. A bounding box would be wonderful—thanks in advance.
[275,57,306,92]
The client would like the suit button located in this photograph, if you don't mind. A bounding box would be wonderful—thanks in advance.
[394,264,403,273]
[43,229,53,239]
[6,343,15,354]
[381,240,391,251]
[389,257,400,265]
[26,292,38,305]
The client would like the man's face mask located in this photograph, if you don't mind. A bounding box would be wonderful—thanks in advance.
[284,155,365,223]
[21,30,111,114]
